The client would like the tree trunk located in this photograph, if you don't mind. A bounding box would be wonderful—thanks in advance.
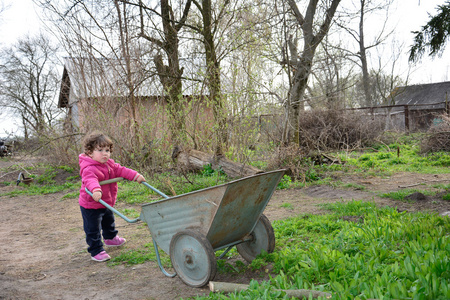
[289,52,314,145]
[209,281,332,299]
[287,0,341,146]
[173,148,262,178]
[200,0,228,155]
[359,0,372,107]
[139,0,190,146]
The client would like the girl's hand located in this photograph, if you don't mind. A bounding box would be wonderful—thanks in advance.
[136,175,146,183]
[92,191,102,202]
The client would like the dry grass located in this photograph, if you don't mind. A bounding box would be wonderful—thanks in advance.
[298,109,384,152]
[421,114,450,153]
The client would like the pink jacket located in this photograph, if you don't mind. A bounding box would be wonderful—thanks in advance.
[79,154,140,209]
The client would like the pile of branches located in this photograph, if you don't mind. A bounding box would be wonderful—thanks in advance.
[266,144,307,180]
[421,114,450,153]
[298,109,384,152]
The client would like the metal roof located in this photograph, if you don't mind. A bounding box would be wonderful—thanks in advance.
[387,81,450,110]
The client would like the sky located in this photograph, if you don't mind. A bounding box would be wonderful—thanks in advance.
[0,0,449,137]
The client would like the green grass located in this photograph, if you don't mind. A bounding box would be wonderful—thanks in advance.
[3,140,450,299]
[274,141,450,192]
[1,181,80,197]
[280,202,293,210]
[189,201,450,300]
[0,164,80,197]
[380,189,437,201]
[342,145,450,174]
[442,193,450,201]
[115,165,230,205]
[109,242,172,267]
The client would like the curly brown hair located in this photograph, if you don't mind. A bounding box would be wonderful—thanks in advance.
[83,131,114,155]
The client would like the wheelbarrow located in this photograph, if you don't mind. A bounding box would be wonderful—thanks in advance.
[86,169,285,287]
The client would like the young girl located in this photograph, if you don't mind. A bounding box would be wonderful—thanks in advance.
[79,131,145,262]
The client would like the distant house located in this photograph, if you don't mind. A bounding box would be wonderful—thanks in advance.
[389,81,450,108]
[58,57,161,131]
[57,57,214,138]
[375,81,450,131]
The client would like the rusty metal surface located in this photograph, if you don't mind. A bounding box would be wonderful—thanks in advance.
[206,170,285,248]
[140,185,226,254]
[139,169,285,254]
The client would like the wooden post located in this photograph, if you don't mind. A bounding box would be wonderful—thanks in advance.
[404,105,409,131]
[446,92,449,116]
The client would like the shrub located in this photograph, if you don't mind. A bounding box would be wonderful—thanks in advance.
[298,109,384,152]
[421,114,450,153]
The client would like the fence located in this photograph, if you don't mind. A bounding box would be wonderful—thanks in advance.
[348,101,450,132]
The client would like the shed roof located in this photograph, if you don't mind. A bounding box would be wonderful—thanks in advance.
[58,56,208,108]
[57,57,160,108]
[388,81,450,110]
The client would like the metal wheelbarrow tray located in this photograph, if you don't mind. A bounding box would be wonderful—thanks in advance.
[89,169,285,287]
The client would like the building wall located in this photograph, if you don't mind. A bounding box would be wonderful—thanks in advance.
[76,95,215,149]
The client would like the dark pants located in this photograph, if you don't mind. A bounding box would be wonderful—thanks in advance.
[80,206,118,257]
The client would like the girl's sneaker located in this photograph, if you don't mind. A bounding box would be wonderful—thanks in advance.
[91,251,110,262]
[104,235,126,247]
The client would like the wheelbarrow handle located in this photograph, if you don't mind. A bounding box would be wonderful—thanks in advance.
[141,181,170,199]
[84,187,140,223]
[85,176,169,223]
[99,177,125,185]
[99,177,170,199]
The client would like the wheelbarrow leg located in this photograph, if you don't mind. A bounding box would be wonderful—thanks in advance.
[152,239,177,278]
[217,245,234,259]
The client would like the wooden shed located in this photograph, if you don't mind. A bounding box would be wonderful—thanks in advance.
[57,57,214,139]
[375,81,450,131]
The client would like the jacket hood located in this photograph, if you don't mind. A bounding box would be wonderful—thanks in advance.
[79,153,102,174]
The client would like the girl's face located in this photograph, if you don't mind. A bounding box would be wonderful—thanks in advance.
[89,145,111,164]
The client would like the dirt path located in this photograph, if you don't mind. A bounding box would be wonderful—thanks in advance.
[1,158,450,300]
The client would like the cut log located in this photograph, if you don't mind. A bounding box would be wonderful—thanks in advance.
[174,149,263,178]
[209,281,332,299]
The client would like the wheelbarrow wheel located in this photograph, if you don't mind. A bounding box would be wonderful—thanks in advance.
[169,230,216,287]
[236,214,275,262]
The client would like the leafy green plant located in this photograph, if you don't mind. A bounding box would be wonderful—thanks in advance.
[201,163,216,176]
[442,193,450,201]
[305,167,321,182]
[192,201,450,300]
[277,175,292,189]
[216,259,247,274]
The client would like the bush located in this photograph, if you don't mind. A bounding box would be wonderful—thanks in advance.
[266,144,306,180]
[421,114,450,153]
[298,109,384,152]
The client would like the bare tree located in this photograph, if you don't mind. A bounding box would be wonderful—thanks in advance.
[308,37,355,110]
[131,0,191,145]
[0,34,61,139]
[0,1,9,18]
[188,0,229,154]
[36,0,161,146]
[285,0,341,145]
[337,0,393,107]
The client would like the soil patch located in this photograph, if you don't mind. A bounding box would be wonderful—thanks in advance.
[1,157,450,299]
